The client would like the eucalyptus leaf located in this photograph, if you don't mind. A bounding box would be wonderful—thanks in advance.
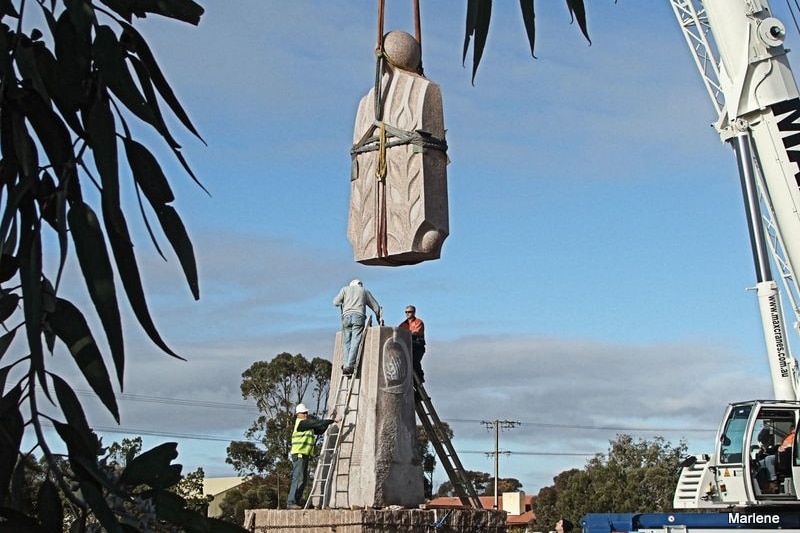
[18,208,45,392]
[0,24,13,86]
[0,385,23,502]
[566,0,591,44]
[123,138,173,204]
[85,92,119,200]
[520,0,536,58]
[31,34,84,135]
[16,88,75,183]
[53,11,91,111]
[78,480,123,533]
[51,373,92,440]
[0,0,19,19]
[128,0,203,25]
[0,329,16,365]
[15,39,50,104]
[68,199,124,385]
[93,25,157,128]
[119,442,181,489]
[145,488,200,526]
[102,203,183,360]
[0,290,18,322]
[154,206,198,299]
[52,416,97,462]
[121,23,203,142]
[48,297,120,422]
[37,480,63,533]
[0,363,11,391]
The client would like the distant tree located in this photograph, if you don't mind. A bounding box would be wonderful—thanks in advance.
[496,477,523,494]
[416,422,453,499]
[106,436,144,466]
[218,476,275,525]
[437,470,495,497]
[531,435,688,530]
[225,353,332,510]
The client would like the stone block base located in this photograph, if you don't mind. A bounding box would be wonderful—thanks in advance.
[244,508,507,533]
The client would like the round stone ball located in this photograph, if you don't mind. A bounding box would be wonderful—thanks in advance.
[383,30,421,72]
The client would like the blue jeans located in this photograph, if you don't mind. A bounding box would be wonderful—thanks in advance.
[342,313,366,368]
[287,454,309,506]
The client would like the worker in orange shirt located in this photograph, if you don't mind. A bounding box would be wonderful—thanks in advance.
[399,305,426,382]
[760,422,795,493]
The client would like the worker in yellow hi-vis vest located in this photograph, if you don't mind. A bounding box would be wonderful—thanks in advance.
[286,403,338,509]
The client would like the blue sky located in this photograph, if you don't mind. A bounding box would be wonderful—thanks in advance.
[25,1,800,495]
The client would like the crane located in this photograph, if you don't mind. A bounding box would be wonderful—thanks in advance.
[583,1,800,530]
[668,0,800,510]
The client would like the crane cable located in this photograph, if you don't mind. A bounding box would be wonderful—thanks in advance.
[786,0,800,35]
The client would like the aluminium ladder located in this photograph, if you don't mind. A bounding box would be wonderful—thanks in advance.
[414,375,483,509]
[304,320,370,509]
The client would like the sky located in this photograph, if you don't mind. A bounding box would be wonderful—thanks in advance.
[19,1,800,496]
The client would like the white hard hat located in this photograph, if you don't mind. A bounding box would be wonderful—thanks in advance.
[350,279,362,287]
[295,403,308,414]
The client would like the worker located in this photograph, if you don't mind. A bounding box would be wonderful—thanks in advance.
[286,403,338,509]
[555,519,574,533]
[333,279,381,375]
[399,305,426,382]
[760,422,795,493]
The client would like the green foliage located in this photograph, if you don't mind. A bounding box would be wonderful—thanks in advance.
[229,353,332,475]
[225,353,331,512]
[0,0,246,530]
[219,476,275,525]
[436,470,521,498]
[531,435,688,530]
[416,422,454,499]
[11,443,214,531]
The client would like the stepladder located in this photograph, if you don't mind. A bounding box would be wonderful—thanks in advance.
[414,375,483,509]
[304,323,370,509]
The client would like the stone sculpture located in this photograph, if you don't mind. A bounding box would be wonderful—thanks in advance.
[349,31,449,266]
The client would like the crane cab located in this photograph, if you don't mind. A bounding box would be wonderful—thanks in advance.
[674,400,800,509]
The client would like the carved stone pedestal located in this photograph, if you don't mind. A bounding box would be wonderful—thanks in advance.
[327,326,423,508]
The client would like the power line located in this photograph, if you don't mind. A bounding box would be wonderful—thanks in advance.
[74,389,258,413]
[40,421,253,444]
[40,423,599,459]
[449,417,714,434]
[460,450,595,457]
[71,389,716,436]
[70,386,717,434]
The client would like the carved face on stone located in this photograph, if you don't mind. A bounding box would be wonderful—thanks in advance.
[383,30,421,72]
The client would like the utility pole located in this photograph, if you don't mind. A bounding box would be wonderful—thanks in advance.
[481,419,519,510]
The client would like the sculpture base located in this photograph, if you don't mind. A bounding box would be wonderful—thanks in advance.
[244,508,507,533]
[326,327,423,509]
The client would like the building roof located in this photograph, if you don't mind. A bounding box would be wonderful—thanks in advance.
[427,494,536,526]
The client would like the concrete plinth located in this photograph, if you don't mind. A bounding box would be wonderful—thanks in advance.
[323,326,423,509]
[243,508,508,533]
